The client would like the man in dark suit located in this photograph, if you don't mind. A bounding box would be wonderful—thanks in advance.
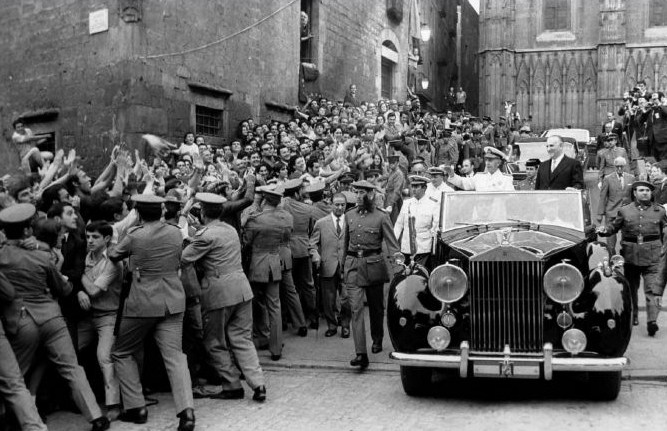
[535,135,584,190]
[603,112,623,137]
[309,193,351,338]
[596,157,635,254]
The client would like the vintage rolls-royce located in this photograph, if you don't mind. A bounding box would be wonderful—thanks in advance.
[388,191,631,400]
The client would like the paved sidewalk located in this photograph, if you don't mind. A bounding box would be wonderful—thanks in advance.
[259,308,667,379]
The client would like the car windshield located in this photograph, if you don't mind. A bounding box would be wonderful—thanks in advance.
[543,128,590,143]
[442,191,584,232]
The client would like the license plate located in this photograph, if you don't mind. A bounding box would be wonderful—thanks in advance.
[473,361,540,379]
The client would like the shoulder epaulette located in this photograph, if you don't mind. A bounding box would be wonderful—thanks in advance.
[429,196,439,203]
[127,225,143,233]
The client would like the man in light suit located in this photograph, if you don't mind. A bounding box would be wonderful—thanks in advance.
[535,135,584,190]
[603,112,624,137]
[182,193,265,402]
[309,193,351,338]
[597,157,635,254]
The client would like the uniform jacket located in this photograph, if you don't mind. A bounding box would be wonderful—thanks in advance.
[535,155,584,190]
[0,271,13,336]
[602,201,667,266]
[597,147,629,181]
[654,179,667,205]
[109,221,185,317]
[311,201,331,221]
[449,169,514,191]
[344,207,400,286]
[0,243,72,335]
[309,214,346,278]
[426,181,454,202]
[182,221,253,311]
[515,176,536,190]
[244,207,293,283]
[283,197,315,258]
[434,137,459,166]
[393,195,440,254]
[597,172,635,219]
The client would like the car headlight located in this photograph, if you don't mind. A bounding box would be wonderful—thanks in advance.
[427,326,451,351]
[561,328,587,354]
[543,263,584,304]
[429,264,467,303]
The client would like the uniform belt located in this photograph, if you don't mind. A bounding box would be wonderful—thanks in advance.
[346,249,382,258]
[623,235,661,243]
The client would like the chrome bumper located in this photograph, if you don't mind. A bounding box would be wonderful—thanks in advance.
[389,342,628,380]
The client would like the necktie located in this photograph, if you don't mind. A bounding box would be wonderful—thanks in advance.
[551,160,557,173]
[618,175,624,189]
[336,217,341,236]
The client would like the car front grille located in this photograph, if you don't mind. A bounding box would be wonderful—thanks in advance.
[469,260,544,353]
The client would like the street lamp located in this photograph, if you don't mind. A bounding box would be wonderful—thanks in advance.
[421,76,430,90]
[420,23,431,42]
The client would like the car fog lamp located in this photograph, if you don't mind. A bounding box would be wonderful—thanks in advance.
[556,311,573,329]
[429,264,468,303]
[427,326,451,351]
[562,328,587,355]
[440,311,457,328]
[544,263,584,304]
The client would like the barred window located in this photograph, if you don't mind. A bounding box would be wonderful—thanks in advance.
[650,0,667,27]
[544,0,570,31]
[195,105,223,137]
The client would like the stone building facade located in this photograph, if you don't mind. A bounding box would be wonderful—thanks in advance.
[478,0,667,133]
[0,0,476,173]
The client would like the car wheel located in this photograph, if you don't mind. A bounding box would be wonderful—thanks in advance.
[588,371,622,400]
[400,366,432,396]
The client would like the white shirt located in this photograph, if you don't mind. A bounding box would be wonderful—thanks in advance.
[426,181,454,202]
[393,194,440,254]
[331,213,345,235]
[551,153,565,172]
[449,169,515,191]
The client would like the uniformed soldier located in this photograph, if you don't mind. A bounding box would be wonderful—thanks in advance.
[515,158,540,190]
[0,203,109,431]
[425,166,454,201]
[108,195,195,431]
[446,146,515,191]
[244,185,305,361]
[282,178,319,330]
[597,134,629,183]
[0,271,47,431]
[384,154,405,223]
[344,180,401,369]
[394,175,440,267]
[182,193,266,402]
[364,168,386,208]
[306,181,331,221]
[597,181,667,336]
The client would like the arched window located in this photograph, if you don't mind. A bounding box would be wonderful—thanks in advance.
[544,0,570,31]
[650,0,667,27]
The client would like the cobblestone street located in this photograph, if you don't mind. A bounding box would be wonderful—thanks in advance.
[47,366,665,431]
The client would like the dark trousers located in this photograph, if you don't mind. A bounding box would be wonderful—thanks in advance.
[293,256,317,323]
[348,283,385,354]
[182,301,204,382]
[624,263,661,322]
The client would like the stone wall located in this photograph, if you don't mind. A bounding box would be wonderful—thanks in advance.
[479,0,667,134]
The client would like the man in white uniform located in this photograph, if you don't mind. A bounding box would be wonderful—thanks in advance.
[393,175,440,267]
[446,147,514,191]
[425,166,454,202]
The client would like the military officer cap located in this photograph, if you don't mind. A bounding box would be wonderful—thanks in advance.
[408,175,431,186]
[428,166,446,176]
[631,180,655,191]
[165,189,185,205]
[499,116,507,122]
[304,181,325,194]
[195,192,226,206]
[411,156,426,166]
[258,183,284,197]
[131,194,165,206]
[387,154,400,163]
[525,158,541,168]
[283,178,303,192]
[520,125,532,133]
[365,169,382,177]
[339,173,357,184]
[351,180,377,191]
[604,133,620,141]
[482,116,492,122]
[0,203,36,225]
[483,146,508,161]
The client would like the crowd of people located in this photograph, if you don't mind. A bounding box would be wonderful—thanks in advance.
[0,80,665,431]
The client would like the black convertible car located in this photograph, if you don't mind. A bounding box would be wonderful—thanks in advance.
[388,191,631,400]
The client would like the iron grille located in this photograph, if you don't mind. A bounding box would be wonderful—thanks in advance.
[196,105,223,137]
[469,261,544,353]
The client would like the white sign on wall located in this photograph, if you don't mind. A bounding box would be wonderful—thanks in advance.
[89,9,109,35]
